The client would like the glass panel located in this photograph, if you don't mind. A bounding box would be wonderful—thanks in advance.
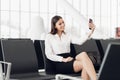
[1,0,9,10]
[21,0,29,12]
[10,12,19,38]
[31,0,39,12]
[95,0,100,17]
[0,0,119,39]
[21,12,30,37]
[111,0,117,37]
[40,13,50,32]
[73,0,80,11]
[40,0,48,13]
[101,0,109,36]
[1,10,10,38]
[1,25,10,38]
[49,0,56,13]
[118,0,120,27]
[66,0,72,4]
[1,11,9,24]
[88,0,94,17]
[80,0,87,17]
[11,0,19,11]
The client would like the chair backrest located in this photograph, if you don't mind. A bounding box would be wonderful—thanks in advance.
[0,39,3,61]
[39,40,56,74]
[34,40,44,69]
[1,39,38,75]
[98,42,120,80]
[100,39,120,54]
[99,39,120,62]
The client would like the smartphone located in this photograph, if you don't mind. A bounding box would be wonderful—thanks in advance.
[89,19,93,30]
[89,18,93,23]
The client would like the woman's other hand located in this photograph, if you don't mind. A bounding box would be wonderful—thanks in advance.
[62,57,73,62]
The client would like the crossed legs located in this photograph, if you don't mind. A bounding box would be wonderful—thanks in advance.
[73,52,97,80]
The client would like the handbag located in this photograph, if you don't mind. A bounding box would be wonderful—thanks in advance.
[87,51,101,65]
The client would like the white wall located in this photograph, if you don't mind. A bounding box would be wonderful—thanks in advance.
[0,0,120,39]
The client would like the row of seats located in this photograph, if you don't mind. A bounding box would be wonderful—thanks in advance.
[0,39,54,80]
[0,38,120,80]
[35,39,120,73]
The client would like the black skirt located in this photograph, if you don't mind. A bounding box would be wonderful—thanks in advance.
[54,53,75,74]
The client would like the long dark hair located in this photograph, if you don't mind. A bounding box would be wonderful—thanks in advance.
[50,15,62,35]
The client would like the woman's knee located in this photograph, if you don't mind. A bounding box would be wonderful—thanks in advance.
[73,61,83,72]
[75,52,88,60]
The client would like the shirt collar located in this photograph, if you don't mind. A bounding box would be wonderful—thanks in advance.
[54,32,65,37]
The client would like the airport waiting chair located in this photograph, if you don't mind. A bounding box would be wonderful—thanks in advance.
[1,39,55,80]
[98,42,120,80]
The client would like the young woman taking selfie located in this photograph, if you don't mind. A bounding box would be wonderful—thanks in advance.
[45,15,96,80]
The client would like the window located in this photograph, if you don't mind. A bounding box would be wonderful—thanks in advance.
[0,0,120,39]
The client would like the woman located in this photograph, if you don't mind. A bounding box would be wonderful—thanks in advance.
[45,15,96,80]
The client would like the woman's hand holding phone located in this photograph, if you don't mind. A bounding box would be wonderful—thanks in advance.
[88,18,95,38]
[89,19,95,30]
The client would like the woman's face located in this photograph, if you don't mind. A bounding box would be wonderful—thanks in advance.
[55,18,65,32]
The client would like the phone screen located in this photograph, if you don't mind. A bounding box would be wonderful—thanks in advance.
[89,19,93,30]
[89,19,93,23]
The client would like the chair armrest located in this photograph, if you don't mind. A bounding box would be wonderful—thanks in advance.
[55,74,81,80]
[0,61,12,80]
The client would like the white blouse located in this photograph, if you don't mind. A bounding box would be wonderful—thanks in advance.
[45,33,89,62]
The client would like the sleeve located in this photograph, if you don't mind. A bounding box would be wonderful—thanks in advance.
[45,34,63,62]
[70,34,89,45]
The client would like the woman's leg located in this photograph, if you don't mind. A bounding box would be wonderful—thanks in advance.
[81,68,90,80]
[73,61,90,80]
[75,52,97,80]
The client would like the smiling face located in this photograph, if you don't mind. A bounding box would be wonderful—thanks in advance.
[55,18,65,33]
[50,16,65,34]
